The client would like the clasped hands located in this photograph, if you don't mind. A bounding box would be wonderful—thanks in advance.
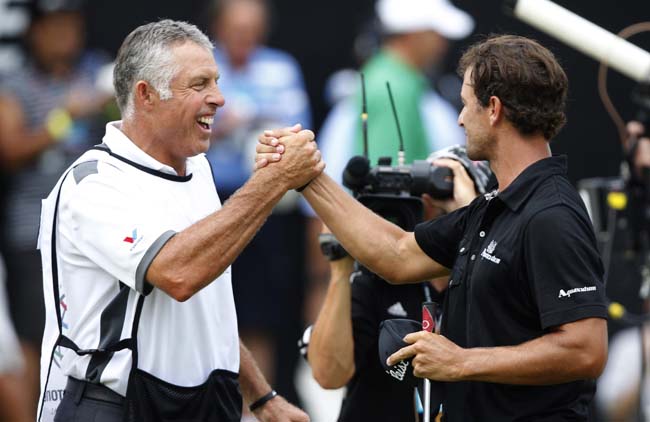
[255,123,325,190]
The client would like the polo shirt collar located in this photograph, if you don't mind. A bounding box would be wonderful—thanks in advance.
[102,121,181,176]
[497,155,568,212]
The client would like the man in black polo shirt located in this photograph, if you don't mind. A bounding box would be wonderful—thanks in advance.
[256,34,608,421]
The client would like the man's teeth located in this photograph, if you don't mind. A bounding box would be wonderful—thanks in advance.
[197,116,214,125]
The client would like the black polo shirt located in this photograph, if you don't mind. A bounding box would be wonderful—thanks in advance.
[414,156,608,422]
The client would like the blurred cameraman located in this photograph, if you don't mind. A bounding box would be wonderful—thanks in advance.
[306,148,490,422]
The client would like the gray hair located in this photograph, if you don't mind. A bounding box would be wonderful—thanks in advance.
[113,19,213,118]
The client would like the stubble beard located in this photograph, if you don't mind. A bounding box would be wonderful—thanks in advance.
[466,132,491,162]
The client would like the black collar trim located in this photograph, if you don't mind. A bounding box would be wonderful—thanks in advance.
[91,145,193,182]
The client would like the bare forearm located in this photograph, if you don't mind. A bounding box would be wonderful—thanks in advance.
[239,341,272,404]
[461,321,607,384]
[0,130,56,169]
[148,169,286,300]
[308,261,355,388]
[397,319,607,385]
[0,97,57,169]
[303,174,409,281]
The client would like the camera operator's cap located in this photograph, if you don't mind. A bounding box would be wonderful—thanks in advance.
[428,144,493,194]
[378,318,421,386]
[376,0,474,40]
[29,0,85,21]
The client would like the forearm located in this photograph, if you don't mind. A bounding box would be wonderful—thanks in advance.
[0,96,58,169]
[147,168,286,300]
[460,320,607,384]
[0,375,31,422]
[308,260,355,388]
[303,174,412,282]
[0,130,57,169]
[239,341,272,404]
[603,388,639,421]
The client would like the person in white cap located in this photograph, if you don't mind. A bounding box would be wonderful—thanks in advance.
[318,0,474,188]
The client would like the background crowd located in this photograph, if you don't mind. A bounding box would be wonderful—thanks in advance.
[0,0,649,421]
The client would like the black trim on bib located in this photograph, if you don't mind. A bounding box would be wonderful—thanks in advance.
[92,145,193,182]
[39,150,242,422]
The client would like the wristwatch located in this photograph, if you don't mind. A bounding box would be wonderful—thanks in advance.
[318,232,349,261]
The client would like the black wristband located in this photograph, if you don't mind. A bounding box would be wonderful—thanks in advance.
[249,390,278,412]
[295,180,311,193]
[319,233,349,261]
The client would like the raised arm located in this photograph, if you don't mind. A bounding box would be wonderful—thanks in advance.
[308,255,356,388]
[146,127,324,301]
[301,173,448,284]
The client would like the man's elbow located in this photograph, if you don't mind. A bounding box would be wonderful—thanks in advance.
[573,328,608,379]
[581,341,608,379]
[151,270,197,302]
[311,363,354,389]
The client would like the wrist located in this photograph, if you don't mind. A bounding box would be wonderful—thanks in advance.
[249,389,278,412]
[456,346,475,381]
[330,259,354,280]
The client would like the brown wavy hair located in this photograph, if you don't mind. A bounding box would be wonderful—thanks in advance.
[458,35,568,140]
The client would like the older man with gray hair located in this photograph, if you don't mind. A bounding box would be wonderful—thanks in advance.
[37,19,319,422]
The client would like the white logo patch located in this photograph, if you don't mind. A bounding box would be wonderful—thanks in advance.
[386,359,409,381]
[558,286,597,298]
[481,240,501,264]
[387,302,407,317]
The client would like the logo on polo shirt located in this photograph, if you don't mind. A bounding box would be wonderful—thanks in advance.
[123,229,138,244]
[123,228,143,251]
[387,302,408,317]
[558,286,597,298]
[481,240,501,264]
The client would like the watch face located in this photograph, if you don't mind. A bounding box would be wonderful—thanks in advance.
[319,233,348,260]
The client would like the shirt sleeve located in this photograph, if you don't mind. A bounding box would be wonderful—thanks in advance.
[350,272,381,372]
[524,205,608,329]
[414,206,469,269]
[60,162,176,295]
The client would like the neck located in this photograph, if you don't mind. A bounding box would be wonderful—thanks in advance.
[120,117,186,176]
[384,40,423,71]
[490,129,551,192]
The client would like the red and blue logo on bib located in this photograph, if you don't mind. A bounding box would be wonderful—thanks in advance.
[123,229,138,244]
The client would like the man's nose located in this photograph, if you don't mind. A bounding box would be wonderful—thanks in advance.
[207,85,225,108]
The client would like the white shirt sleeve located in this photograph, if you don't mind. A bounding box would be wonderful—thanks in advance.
[59,161,176,294]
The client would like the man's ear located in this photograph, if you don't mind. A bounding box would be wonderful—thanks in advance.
[134,80,158,110]
[488,95,504,127]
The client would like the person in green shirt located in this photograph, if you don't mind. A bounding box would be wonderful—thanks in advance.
[318,0,475,188]
[353,0,475,165]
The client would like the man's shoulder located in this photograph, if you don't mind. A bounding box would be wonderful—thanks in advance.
[524,175,589,220]
[60,149,132,194]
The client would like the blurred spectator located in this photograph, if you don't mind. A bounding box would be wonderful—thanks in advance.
[596,122,650,421]
[597,319,650,421]
[0,0,113,415]
[0,253,31,422]
[0,0,30,74]
[318,0,472,186]
[206,0,312,412]
[207,0,311,193]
